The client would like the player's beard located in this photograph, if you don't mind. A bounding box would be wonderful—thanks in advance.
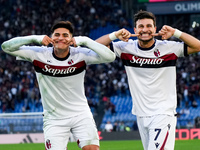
[138,36,154,43]
[137,31,154,43]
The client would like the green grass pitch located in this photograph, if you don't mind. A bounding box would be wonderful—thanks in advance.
[0,140,199,150]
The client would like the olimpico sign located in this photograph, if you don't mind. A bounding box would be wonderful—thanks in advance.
[175,2,200,12]
[147,1,200,14]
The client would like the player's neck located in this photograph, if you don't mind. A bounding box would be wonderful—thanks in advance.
[138,39,155,49]
[53,48,70,58]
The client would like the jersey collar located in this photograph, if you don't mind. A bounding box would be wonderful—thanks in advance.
[138,40,156,51]
[52,48,70,61]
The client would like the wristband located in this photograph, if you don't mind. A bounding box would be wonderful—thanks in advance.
[173,29,182,38]
[109,32,117,41]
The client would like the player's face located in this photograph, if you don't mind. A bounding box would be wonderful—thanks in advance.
[134,18,156,43]
[52,28,73,51]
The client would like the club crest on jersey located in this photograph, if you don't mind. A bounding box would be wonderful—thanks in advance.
[45,139,51,149]
[154,49,160,57]
[68,59,74,65]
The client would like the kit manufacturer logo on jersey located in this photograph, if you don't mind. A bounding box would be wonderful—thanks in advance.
[154,49,160,57]
[155,142,160,148]
[168,124,171,130]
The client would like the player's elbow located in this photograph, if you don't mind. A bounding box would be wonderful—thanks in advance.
[104,53,116,63]
[110,53,116,61]
[1,42,9,52]
[188,46,200,54]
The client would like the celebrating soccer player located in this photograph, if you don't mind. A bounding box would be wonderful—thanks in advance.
[96,10,200,150]
[1,21,116,150]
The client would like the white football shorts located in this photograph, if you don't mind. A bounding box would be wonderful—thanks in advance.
[137,114,177,150]
[43,111,99,150]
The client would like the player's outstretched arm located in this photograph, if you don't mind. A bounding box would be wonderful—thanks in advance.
[96,28,139,46]
[1,35,52,59]
[159,25,200,54]
[95,33,113,46]
[1,35,48,53]
[178,31,200,54]
[158,25,200,54]
[74,36,116,63]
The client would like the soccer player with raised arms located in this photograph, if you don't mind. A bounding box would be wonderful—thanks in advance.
[96,10,200,150]
[1,21,116,150]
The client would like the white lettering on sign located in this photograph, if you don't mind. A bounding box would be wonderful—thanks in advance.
[175,2,200,12]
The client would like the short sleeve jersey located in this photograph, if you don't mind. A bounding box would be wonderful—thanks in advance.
[111,39,187,116]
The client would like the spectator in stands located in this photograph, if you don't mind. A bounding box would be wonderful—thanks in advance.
[187,91,195,104]
[177,88,183,107]
[192,99,198,108]
[195,116,200,128]
[2,20,115,150]
[180,107,190,118]
[88,99,98,115]
[132,121,138,131]
[34,96,42,108]
[186,121,193,129]
[104,121,113,132]
[104,97,116,115]
[96,10,200,150]
[113,122,119,132]
[119,121,125,132]
[0,128,8,134]
[176,112,181,129]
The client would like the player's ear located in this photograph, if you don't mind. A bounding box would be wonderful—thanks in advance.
[154,26,157,33]
[134,27,137,34]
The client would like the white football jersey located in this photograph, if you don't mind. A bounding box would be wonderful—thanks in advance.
[17,45,101,119]
[112,39,187,116]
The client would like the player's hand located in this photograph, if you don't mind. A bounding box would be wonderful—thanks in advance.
[151,33,160,37]
[158,25,176,40]
[42,35,53,46]
[71,37,77,47]
[130,34,139,37]
[115,28,133,42]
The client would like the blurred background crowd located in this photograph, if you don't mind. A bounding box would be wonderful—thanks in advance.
[0,0,130,113]
[0,0,200,132]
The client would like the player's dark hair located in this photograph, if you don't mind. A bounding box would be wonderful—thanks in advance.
[51,21,74,35]
[134,10,156,27]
